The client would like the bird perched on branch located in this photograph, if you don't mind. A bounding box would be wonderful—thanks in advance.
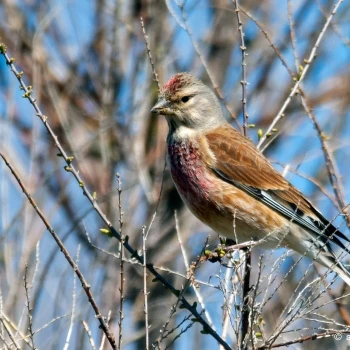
[151,72,350,285]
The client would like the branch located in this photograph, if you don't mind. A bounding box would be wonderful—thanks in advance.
[232,0,249,136]
[0,153,117,350]
[258,330,350,349]
[0,44,231,350]
[299,90,349,225]
[0,317,21,350]
[142,226,150,350]
[23,265,36,350]
[116,174,125,349]
[239,249,251,349]
[256,0,345,149]
[140,17,160,92]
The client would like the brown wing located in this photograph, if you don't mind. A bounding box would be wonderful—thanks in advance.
[201,124,350,249]
[203,124,313,216]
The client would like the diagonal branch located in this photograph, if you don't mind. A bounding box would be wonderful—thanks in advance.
[0,153,117,350]
[299,90,349,225]
[256,0,345,149]
[0,44,232,350]
[258,329,350,349]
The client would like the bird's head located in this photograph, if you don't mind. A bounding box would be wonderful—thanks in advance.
[151,73,225,132]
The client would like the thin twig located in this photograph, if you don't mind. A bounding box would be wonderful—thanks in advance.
[265,211,350,344]
[258,329,350,349]
[175,211,214,328]
[287,0,300,71]
[163,317,197,350]
[220,260,234,349]
[0,317,21,350]
[23,265,36,350]
[142,226,150,350]
[82,320,96,350]
[32,314,70,338]
[0,329,12,350]
[16,243,40,347]
[0,44,231,350]
[154,238,210,349]
[239,7,294,77]
[99,311,112,350]
[172,1,243,132]
[162,313,192,340]
[0,153,117,350]
[3,312,69,348]
[232,0,249,136]
[116,173,125,349]
[63,245,80,350]
[256,0,345,149]
[154,305,177,348]
[140,17,160,91]
[299,90,349,225]
[145,160,167,240]
[314,0,350,46]
[0,312,32,349]
[285,3,349,225]
[0,289,4,343]
[85,228,219,290]
[314,270,350,325]
[239,248,251,349]
[249,255,264,348]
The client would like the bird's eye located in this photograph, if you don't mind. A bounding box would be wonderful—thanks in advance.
[181,96,190,103]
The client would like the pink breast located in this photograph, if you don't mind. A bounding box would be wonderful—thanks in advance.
[167,140,212,203]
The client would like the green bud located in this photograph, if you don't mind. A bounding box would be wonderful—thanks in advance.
[99,228,113,237]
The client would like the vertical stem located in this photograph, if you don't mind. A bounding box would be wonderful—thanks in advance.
[24,265,36,350]
[240,248,251,349]
[232,5,251,342]
[117,174,124,349]
[142,226,149,350]
[233,0,249,136]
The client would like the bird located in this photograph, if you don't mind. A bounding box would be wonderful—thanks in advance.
[151,72,350,286]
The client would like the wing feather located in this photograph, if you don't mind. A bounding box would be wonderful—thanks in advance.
[203,124,349,248]
[204,125,311,213]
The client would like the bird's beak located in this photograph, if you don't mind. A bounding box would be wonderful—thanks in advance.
[151,98,171,114]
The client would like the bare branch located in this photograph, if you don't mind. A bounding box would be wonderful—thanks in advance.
[140,16,160,91]
[257,0,345,149]
[0,153,117,350]
[0,45,231,350]
[232,0,249,135]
